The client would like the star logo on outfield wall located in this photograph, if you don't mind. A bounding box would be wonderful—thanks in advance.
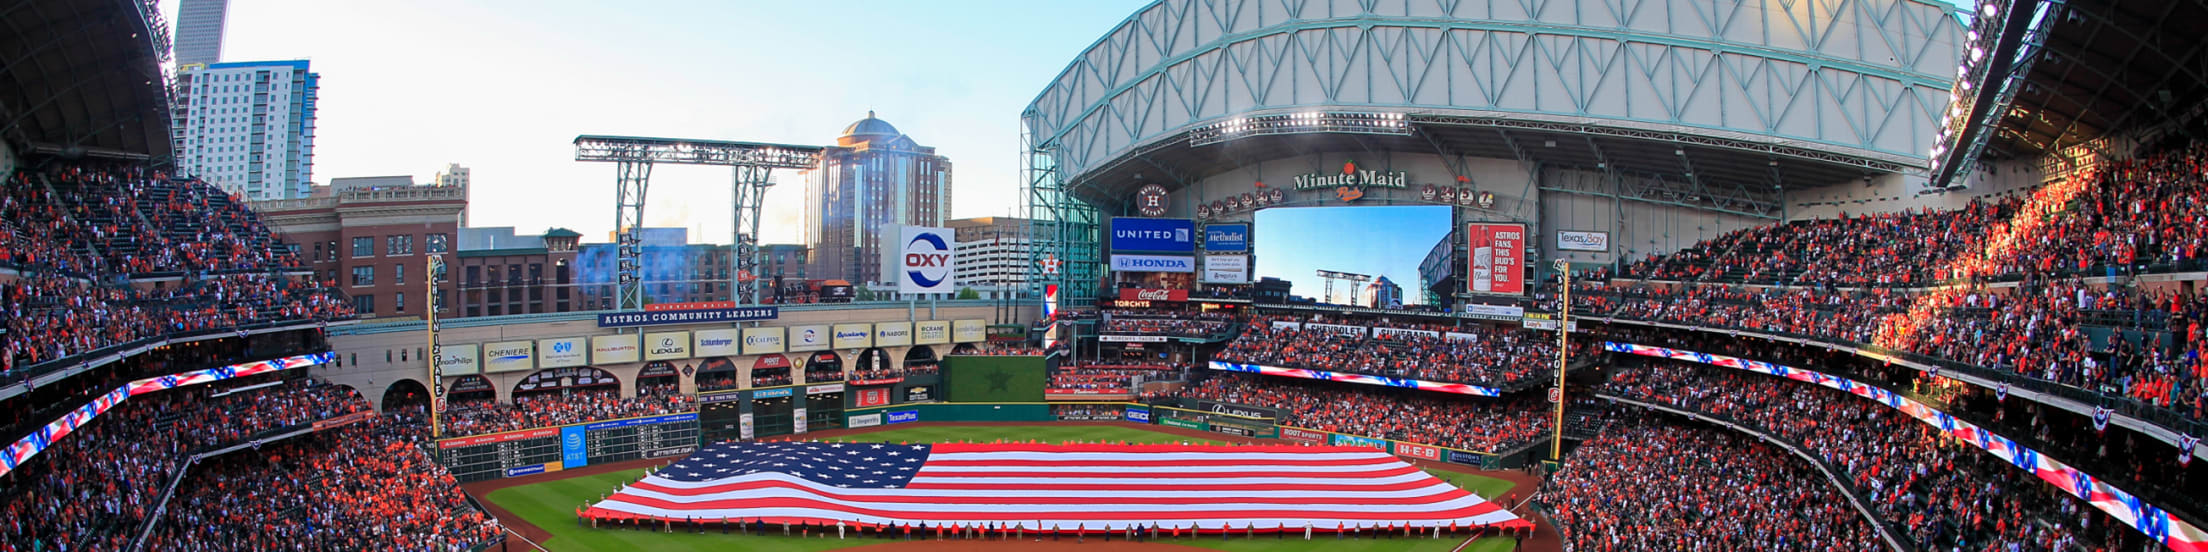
[985,369,1015,393]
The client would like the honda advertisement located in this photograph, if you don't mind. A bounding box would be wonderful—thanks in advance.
[1466,222,1526,295]
[1110,254,1194,273]
[896,225,956,294]
[1109,217,1195,253]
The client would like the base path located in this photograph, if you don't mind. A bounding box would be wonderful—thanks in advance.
[463,421,1560,552]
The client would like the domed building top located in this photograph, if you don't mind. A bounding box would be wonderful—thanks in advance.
[841,110,900,139]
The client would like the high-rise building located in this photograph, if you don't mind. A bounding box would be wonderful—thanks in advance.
[804,111,952,285]
[948,216,1048,297]
[435,163,471,226]
[171,60,318,200]
[250,178,464,320]
[1367,276,1403,309]
[173,0,228,66]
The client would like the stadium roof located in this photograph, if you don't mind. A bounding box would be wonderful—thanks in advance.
[1981,0,2208,159]
[0,0,174,161]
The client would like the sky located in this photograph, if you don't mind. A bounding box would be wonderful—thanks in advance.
[1254,206,1451,305]
[164,0,1151,244]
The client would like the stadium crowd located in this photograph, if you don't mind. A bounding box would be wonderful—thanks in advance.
[1047,363,1175,395]
[1603,361,2147,551]
[1543,417,1884,551]
[441,387,694,437]
[1176,373,1549,452]
[1098,311,1233,338]
[1214,315,1577,388]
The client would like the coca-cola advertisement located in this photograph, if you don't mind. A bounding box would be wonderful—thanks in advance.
[1118,288,1189,302]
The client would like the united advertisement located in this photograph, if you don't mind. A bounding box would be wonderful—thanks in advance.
[481,341,533,373]
[1466,222,1526,295]
[1109,217,1195,253]
[642,331,690,361]
[537,337,588,368]
[692,328,741,357]
[789,325,832,352]
[831,323,872,349]
[896,225,956,294]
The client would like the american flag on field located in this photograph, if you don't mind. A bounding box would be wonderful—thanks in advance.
[585,441,1520,532]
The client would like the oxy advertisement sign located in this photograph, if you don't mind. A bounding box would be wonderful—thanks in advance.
[915,321,951,345]
[886,410,920,424]
[482,341,533,373]
[742,327,786,355]
[1202,254,1249,283]
[643,331,690,361]
[832,323,873,349]
[1109,217,1195,253]
[435,344,480,375]
[1556,230,1610,252]
[537,337,588,369]
[1202,224,1249,252]
[789,325,831,352]
[952,319,985,343]
[692,329,741,357]
[1393,442,1441,461]
[897,226,956,294]
[1110,254,1194,273]
[560,425,589,469]
[1466,223,1526,295]
[1124,406,1152,423]
[591,335,639,364]
[1329,433,1388,450]
[874,322,913,347]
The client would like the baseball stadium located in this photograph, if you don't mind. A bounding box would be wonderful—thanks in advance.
[4,0,2208,551]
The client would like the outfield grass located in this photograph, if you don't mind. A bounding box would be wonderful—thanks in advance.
[483,423,1520,552]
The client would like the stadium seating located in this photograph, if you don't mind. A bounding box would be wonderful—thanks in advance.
[1214,315,1580,389]
[1098,311,1232,338]
[441,387,695,437]
[1047,363,1175,395]
[1177,372,1550,453]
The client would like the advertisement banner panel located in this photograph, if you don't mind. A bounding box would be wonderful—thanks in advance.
[789,325,832,352]
[1100,335,1169,343]
[1110,254,1195,273]
[537,337,588,369]
[849,413,882,428]
[482,341,534,373]
[951,319,986,343]
[1445,449,1487,466]
[1393,441,1442,460]
[915,321,951,345]
[794,408,807,434]
[1329,433,1389,450]
[831,323,873,349]
[856,388,890,407]
[739,413,753,440]
[591,335,639,364]
[643,331,690,361]
[1159,416,1206,430]
[1118,288,1190,302]
[1466,223,1527,295]
[435,344,480,375]
[560,425,589,469]
[692,329,741,357]
[742,327,786,355]
[751,387,795,399]
[1202,224,1249,252]
[1123,406,1152,423]
[897,226,957,294]
[1196,400,1277,419]
[904,386,933,403]
[1556,230,1611,252]
[1110,217,1196,253]
[596,307,777,328]
[1279,427,1329,444]
[1202,254,1249,283]
[886,410,920,424]
[805,383,846,395]
[873,322,913,347]
[1463,304,1525,320]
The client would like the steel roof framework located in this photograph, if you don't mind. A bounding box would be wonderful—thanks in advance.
[572,135,824,310]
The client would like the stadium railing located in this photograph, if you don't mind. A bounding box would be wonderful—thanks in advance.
[127,411,376,551]
[1,317,354,402]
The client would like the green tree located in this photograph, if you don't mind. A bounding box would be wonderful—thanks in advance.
[955,287,980,300]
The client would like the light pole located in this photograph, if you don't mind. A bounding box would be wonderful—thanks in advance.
[1550,259,1570,462]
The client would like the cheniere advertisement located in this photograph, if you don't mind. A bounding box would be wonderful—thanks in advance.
[1109,217,1195,253]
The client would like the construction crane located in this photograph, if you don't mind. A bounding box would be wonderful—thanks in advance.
[1316,270,1372,306]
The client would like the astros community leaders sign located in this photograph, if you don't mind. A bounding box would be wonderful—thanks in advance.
[596,306,778,328]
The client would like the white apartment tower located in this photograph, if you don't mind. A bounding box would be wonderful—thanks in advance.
[172,0,229,66]
[171,60,319,200]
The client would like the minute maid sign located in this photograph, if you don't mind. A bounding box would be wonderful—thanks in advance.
[1293,161,1408,192]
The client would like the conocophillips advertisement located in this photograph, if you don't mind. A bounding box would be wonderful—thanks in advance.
[952,319,985,343]
[741,327,786,355]
[482,341,534,373]
[789,325,832,352]
[831,323,872,349]
[591,334,639,364]
[1466,222,1526,295]
[1109,217,1195,253]
[874,321,913,347]
[692,328,740,357]
[915,321,951,345]
[537,337,588,368]
[435,343,479,375]
[643,331,690,361]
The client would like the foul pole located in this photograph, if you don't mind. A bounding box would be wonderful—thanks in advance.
[1550,259,1570,461]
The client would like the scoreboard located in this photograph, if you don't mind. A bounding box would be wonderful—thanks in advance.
[436,412,700,483]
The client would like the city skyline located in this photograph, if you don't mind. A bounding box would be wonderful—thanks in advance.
[162,0,1149,245]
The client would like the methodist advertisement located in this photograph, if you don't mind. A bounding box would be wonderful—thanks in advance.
[831,323,872,349]
[789,325,831,352]
[1466,222,1526,295]
[643,331,691,361]
[896,226,956,294]
[1202,254,1249,283]
[1202,223,1249,252]
[482,341,534,373]
[741,327,786,355]
[1556,230,1610,252]
[692,329,741,357]
[537,337,588,368]
[1109,217,1195,253]
[591,334,639,364]
[1110,254,1194,273]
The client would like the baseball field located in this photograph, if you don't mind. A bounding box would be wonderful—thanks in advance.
[478,422,1527,552]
